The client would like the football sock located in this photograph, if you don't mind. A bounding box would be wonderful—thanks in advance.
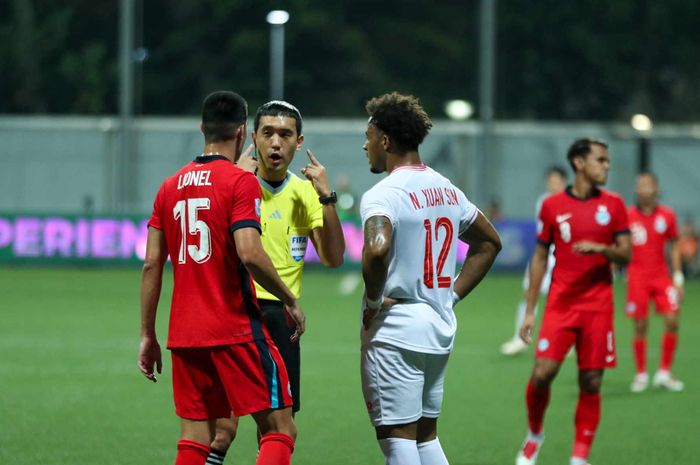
[526,380,550,435]
[660,332,678,371]
[256,433,294,465]
[633,336,647,374]
[205,448,227,465]
[417,437,449,465]
[571,392,600,460]
[378,437,421,465]
[175,439,210,465]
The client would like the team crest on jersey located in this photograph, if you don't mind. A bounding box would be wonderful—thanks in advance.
[625,302,636,314]
[654,216,667,234]
[595,205,611,225]
[255,198,262,218]
[537,338,550,352]
[290,235,308,262]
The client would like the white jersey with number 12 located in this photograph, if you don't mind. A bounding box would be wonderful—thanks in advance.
[360,164,478,354]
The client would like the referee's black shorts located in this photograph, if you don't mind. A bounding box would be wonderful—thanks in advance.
[259,299,301,412]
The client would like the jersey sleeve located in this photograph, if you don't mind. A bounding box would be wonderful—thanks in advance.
[536,198,554,246]
[360,186,397,226]
[457,189,479,234]
[667,209,679,240]
[148,182,165,230]
[611,197,630,236]
[305,181,324,230]
[230,171,263,233]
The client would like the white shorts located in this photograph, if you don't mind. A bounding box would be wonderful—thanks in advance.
[361,341,450,427]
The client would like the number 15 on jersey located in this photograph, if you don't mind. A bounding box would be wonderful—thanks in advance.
[173,198,212,264]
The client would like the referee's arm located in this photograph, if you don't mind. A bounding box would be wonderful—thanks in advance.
[310,204,345,268]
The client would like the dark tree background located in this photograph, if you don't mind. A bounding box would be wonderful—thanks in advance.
[1,0,698,121]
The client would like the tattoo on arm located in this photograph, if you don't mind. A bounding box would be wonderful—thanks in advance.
[364,216,391,249]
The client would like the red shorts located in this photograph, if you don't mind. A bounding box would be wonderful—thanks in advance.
[171,339,292,420]
[625,275,679,319]
[535,310,616,370]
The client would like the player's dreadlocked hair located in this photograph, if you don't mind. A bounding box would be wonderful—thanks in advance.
[201,91,248,143]
[566,138,608,171]
[366,92,433,151]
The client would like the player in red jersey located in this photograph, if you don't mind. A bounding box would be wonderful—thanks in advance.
[626,172,684,392]
[515,139,631,465]
[138,91,305,465]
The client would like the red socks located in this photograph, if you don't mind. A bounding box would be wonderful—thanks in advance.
[175,439,210,465]
[572,392,600,460]
[526,380,550,434]
[633,336,647,374]
[256,433,295,465]
[660,332,678,371]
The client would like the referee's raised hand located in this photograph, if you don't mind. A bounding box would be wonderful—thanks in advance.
[236,143,258,174]
[300,149,331,197]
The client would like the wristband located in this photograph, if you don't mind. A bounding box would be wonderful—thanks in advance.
[452,291,461,306]
[366,295,383,310]
[673,271,685,287]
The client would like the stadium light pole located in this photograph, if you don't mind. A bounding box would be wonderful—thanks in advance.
[118,0,135,212]
[267,10,289,100]
[478,0,497,207]
[631,113,653,173]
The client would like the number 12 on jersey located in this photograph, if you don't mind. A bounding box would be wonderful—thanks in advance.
[423,217,453,288]
[173,198,212,264]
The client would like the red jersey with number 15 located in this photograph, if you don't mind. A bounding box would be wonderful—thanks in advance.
[149,155,265,349]
[627,204,678,280]
[537,188,629,313]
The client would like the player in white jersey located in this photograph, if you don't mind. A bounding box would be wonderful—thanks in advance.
[360,92,502,465]
[501,166,567,355]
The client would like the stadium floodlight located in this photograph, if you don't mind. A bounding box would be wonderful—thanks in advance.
[631,113,653,132]
[267,10,289,100]
[266,10,289,25]
[444,99,474,121]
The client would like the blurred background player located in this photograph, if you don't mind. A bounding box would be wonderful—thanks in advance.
[501,166,567,355]
[138,91,305,465]
[360,92,501,465]
[679,217,699,276]
[625,172,684,392]
[516,139,630,465]
[207,101,345,465]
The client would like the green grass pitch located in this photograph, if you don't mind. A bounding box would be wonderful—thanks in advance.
[1,267,698,464]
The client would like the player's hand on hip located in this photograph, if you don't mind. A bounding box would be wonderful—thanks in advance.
[300,149,331,197]
[138,336,162,383]
[284,302,306,343]
[519,314,536,344]
[236,144,259,174]
[362,297,398,330]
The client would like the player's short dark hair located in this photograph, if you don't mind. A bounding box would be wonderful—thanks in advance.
[254,100,303,135]
[366,92,433,151]
[546,165,567,180]
[201,91,248,143]
[566,138,608,171]
[638,171,658,183]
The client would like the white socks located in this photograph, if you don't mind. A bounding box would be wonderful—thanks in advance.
[378,438,421,465]
[417,438,449,465]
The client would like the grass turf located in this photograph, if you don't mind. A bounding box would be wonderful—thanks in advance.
[0,267,698,464]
